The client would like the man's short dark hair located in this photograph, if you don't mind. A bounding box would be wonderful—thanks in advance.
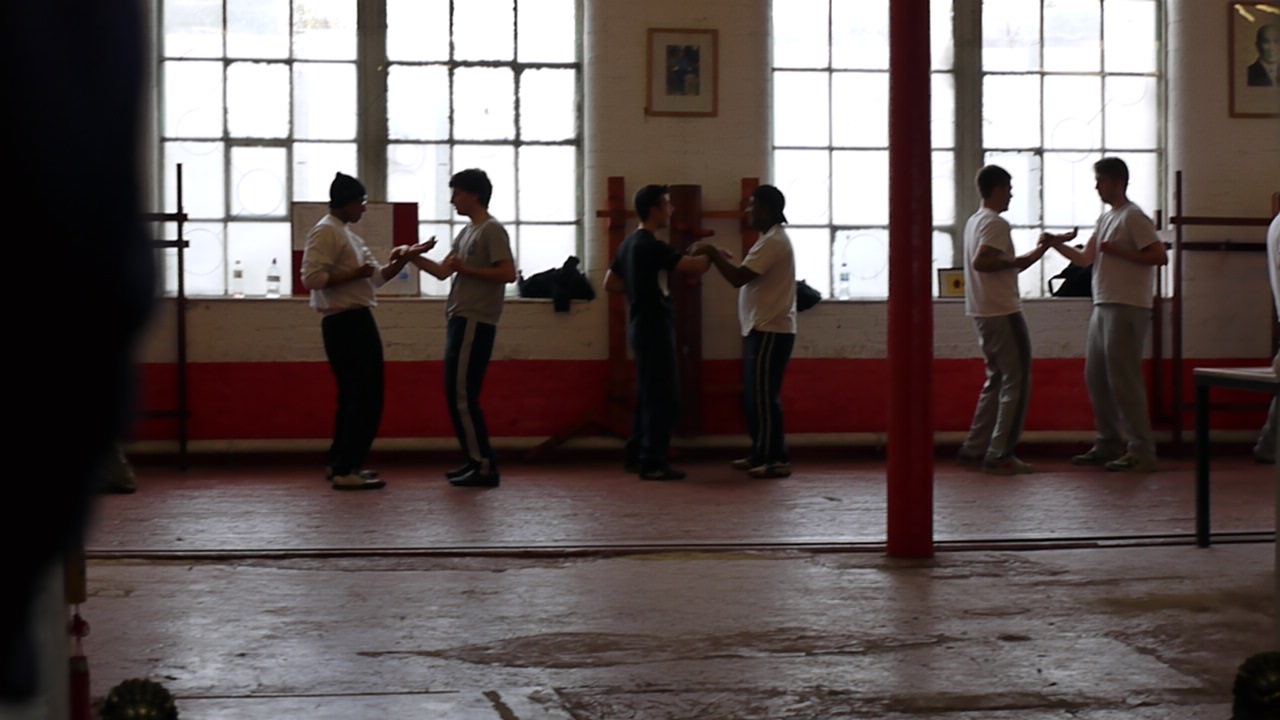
[1093,157,1129,186]
[449,168,493,207]
[634,184,670,222]
[975,165,1012,200]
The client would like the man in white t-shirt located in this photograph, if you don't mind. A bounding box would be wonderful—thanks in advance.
[692,185,797,478]
[957,166,1050,474]
[1043,157,1168,473]
[1254,212,1280,464]
[302,172,428,490]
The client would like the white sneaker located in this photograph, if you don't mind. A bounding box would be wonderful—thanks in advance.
[331,473,385,491]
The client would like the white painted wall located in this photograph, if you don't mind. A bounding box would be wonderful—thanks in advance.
[138,0,1275,367]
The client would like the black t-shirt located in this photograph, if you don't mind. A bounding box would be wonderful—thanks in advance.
[610,228,683,328]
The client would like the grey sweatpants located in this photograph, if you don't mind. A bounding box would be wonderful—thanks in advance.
[1086,303,1155,461]
[961,312,1032,460]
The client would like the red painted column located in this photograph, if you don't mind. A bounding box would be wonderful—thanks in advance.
[887,0,934,558]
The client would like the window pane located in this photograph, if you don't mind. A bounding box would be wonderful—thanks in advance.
[163,0,222,58]
[1117,152,1159,216]
[516,224,576,277]
[773,0,829,69]
[227,222,291,296]
[453,144,516,221]
[293,63,356,140]
[518,146,576,222]
[932,72,955,149]
[933,150,955,226]
[164,61,223,138]
[983,151,1041,226]
[230,147,288,217]
[789,228,832,299]
[774,72,830,147]
[228,62,290,138]
[1043,152,1102,227]
[520,69,577,141]
[518,0,576,63]
[983,75,1041,149]
[1043,0,1100,72]
[454,67,516,141]
[1043,76,1101,150]
[1104,0,1158,73]
[983,0,1040,72]
[165,141,225,219]
[417,223,454,296]
[931,0,955,71]
[293,142,357,201]
[387,0,449,62]
[292,0,356,61]
[832,150,888,226]
[833,0,888,70]
[388,65,450,141]
[773,150,830,225]
[832,72,887,148]
[168,222,226,296]
[931,230,954,297]
[1013,228,1043,298]
[1104,76,1158,149]
[388,144,452,220]
[456,0,514,61]
[836,228,889,298]
[227,0,289,59]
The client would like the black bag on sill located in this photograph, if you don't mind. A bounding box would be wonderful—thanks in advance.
[517,255,596,312]
[797,279,822,312]
[1048,263,1092,298]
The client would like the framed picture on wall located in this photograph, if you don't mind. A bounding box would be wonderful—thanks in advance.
[1228,2,1280,118]
[645,28,719,117]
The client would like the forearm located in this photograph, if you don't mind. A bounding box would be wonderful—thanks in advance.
[709,251,754,288]
[380,258,409,282]
[457,264,515,284]
[410,256,451,280]
[1051,242,1091,267]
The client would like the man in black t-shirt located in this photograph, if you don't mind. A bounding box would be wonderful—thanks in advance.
[604,184,710,480]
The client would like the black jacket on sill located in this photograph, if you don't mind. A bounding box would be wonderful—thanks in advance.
[518,256,597,311]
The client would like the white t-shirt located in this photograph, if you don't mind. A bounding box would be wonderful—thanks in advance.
[1268,213,1280,318]
[301,213,387,314]
[1092,202,1158,309]
[962,207,1020,317]
[739,225,797,336]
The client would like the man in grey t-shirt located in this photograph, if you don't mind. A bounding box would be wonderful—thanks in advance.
[410,169,515,487]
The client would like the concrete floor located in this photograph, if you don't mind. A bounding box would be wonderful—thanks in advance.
[81,456,1276,718]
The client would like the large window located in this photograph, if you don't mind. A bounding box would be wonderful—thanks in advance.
[771,0,1163,299]
[157,0,580,297]
[983,0,1161,297]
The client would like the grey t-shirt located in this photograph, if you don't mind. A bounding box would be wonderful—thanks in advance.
[446,218,513,325]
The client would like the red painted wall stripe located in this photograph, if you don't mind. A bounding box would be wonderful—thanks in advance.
[133,358,1270,441]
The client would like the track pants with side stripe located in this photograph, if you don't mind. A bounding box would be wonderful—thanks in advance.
[743,330,795,466]
[445,316,497,474]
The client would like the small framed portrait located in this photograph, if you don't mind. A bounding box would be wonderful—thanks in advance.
[938,268,965,299]
[645,28,719,118]
[1228,2,1280,118]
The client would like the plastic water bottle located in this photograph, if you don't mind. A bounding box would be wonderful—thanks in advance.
[231,260,245,298]
[265,258,281,298]
[836,262,851,300]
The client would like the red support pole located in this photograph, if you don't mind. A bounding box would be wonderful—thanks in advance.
[887,0,934,558]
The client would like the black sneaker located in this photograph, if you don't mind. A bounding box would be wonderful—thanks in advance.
[445,463,477,480]
[640,466,686,481]
[449,469,500,487]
